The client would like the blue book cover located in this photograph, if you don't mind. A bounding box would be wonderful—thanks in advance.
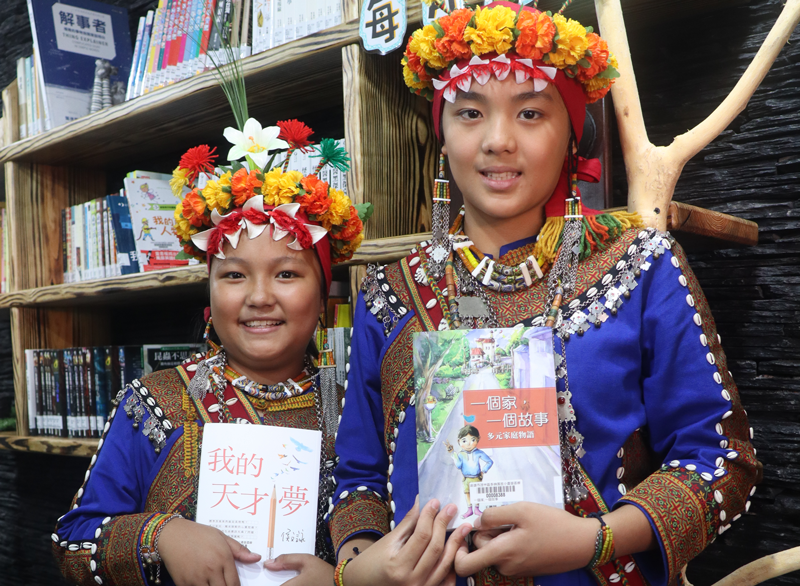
[27,0,132,128]
[107,194,141,275]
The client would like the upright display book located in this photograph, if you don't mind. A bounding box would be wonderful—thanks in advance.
[123,175,189,271]
[414,327,563,528]
[27,0,133,128]
[197,423,322,586]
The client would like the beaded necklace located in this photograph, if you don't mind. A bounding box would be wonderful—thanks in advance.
[448,210,545,293]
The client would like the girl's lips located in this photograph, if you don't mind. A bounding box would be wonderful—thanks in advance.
[480,170,522,190]
[240,320,284,333]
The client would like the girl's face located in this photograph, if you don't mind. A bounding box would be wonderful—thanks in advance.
[209,228,325,385]
[441,77,571,228]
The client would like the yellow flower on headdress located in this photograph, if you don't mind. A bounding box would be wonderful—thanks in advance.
[321,188,352,231]
[549,14,589,68]
[170,166,191,198]
[202,172,233,212]
[408,25,447,69]
[464,5,516,56]
[174,203,198,242]
[263,168,303,206]
[337,232,364,261]
[403,60,430,91]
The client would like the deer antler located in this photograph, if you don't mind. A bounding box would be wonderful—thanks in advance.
[595,0,800,230]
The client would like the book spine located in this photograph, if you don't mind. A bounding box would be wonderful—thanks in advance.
[109,195,141,275]
[16,58,27,139]
[61,208,68,283]
[127,16,147,101]
[25,0,52,130]
[31,52,42,135]
[94,199,101,279]
[26,57,35,137]
[25,350,36,434]
[134,11,155,98]
[168,0,184,83]
[144,3,166,93]
[93,348,105,435]
[56,350,66,437]
[44,350,52,436]
[69,349,78,438]
[198,0,216,71]
[240,0,251,53]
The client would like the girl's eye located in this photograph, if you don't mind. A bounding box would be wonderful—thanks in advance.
[277,270,296,279]
[520,110,541,121]
[458,109,482,120]
[225,271,245,279]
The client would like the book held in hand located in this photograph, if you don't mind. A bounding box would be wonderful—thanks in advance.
[196,423,322,586]
[414,326,563,529]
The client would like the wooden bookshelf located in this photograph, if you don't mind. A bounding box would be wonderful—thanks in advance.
[0,432,96,458]
[0,0,759,451]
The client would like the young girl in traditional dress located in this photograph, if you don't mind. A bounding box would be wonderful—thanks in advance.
[53,119,373,586]
[329,3,759,586]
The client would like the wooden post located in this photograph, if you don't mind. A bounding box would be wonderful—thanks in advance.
[342,42,438,240]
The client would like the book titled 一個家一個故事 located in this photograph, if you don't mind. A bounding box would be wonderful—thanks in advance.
[414,326,564,529]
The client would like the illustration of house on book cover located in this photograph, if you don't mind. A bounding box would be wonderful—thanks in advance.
[414,326,563,529]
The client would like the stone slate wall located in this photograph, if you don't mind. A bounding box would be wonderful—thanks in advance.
[0,0,799,585]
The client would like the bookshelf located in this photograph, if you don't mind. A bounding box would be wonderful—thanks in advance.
[0,0,758,456]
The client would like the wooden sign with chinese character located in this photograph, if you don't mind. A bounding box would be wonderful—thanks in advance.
[196,423,322,585]
[414,327,563,529]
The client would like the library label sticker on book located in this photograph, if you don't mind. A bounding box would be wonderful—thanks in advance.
[469,479,523,507]
[414,326,563,529]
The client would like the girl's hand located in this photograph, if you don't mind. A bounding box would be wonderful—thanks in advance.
[343,497,470,586]
[264,554,333,585]
[158,518,262,586]
[454,502,597,577]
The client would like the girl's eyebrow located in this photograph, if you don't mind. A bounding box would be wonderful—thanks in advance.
[514,91,553,103]
[455,91,487,103]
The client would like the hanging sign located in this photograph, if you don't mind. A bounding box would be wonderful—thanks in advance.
[359,0,406,55]
[422,0,463,26]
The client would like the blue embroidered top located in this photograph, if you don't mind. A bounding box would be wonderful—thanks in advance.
[328,228,758,586]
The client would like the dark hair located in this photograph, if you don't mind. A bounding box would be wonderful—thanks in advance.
[458,425,480,441]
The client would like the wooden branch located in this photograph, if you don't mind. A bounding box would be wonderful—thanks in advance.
[670,0,800,167]
[596,0,800,231]
[710,546,800,586]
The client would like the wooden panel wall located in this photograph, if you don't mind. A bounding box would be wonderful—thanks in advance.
[343,42,438,239]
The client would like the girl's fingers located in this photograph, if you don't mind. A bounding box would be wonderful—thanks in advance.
[423,523,470,586]
[414,504,458,577]
[453,533,504,578]
[401,499,441,563]
[222,559,242,586]
[263,553,306,572]
[390,495,422,545]
[225,535,262,563]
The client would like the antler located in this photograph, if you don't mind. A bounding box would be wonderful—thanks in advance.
[595,0,800,230]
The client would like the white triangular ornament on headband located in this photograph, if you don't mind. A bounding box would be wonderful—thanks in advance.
[307,224,328,245]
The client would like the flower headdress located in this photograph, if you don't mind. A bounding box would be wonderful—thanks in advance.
[406,0,639,273]
[171,118,372,292]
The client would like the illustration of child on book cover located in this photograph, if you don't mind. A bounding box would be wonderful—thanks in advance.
[413,326,563,529]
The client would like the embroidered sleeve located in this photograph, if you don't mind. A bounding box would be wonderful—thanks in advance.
[53,385,176,586]
[360,263,410,337]
[616,238,758,585]
[328,289,393,554]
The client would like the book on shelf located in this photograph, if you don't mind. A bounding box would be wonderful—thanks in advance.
[414,327,563,528]
[123,173,191,272]
[26,0,133,129]
[197,423,322,585]
[24,344,200,438]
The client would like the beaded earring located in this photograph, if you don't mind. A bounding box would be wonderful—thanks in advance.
[545,135,582,328]
[428,150,451,280]
[203,316,214,345]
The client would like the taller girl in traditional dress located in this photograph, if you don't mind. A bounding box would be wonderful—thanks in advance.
[52,118,372,586]
[329,3,759,586]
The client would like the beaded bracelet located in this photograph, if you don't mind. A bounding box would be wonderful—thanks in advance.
[586,514,615,570]
[141,513,183,585]
[333,558,352,586]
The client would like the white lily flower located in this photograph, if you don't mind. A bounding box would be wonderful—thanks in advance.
[223,118,288,170]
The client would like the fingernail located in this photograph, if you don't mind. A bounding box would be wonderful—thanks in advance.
[445,504,457,516]
[430,499,440,510]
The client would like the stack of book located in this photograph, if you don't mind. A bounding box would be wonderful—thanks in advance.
[15,53,49,138]
[252,0,343,55]
[25,344,202,438]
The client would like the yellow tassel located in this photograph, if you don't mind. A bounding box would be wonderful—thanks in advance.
[182,392,199,478]
[609,210,644,230]
[533,216,564,270]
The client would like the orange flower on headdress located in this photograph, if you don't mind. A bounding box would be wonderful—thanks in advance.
[337,233,364,262]
[320,189,352,231]
[434,9,474,62]
[578,33,610,81]
[180,189,208,228]
[298,175,332,217]
[464,5,516,56]
[174,204,198,242]
[583,75,612,102]
[231,168,263,206]
[515,11,555,61]
[332,206,363,241]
